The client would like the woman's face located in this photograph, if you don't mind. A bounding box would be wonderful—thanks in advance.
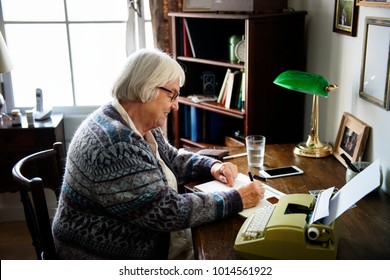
[144,80,180,130]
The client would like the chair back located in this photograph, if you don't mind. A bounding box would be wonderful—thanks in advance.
[12,142,65,260]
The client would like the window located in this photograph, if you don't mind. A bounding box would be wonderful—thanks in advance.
[0,0,153,109]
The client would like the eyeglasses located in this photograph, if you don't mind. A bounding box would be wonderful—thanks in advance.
[158,87,180,102]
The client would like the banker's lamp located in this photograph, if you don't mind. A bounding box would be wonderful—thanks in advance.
[0,30,13,115]
[274,70,337,158]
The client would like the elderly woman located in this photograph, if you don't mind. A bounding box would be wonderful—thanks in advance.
[52,48,265,259]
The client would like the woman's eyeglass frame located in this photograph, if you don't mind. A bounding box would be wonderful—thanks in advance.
[158,87,180,102]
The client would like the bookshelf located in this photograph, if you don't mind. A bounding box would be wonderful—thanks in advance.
[168,11,307,148]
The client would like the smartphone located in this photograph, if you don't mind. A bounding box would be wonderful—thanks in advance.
[259,165,304,179]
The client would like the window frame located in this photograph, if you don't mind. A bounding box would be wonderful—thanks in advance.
[0,0,152,114]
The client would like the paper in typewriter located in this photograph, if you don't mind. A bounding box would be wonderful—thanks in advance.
[194,173,285,218]
[307,160,381,225]
[321,159,381,225]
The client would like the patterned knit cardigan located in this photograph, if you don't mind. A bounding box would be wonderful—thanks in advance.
[52,103,243,259]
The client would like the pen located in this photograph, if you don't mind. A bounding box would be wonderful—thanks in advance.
[223,152,247,160]
[340,153,360,173]
[253,174,267,182]
[248,171,254,181]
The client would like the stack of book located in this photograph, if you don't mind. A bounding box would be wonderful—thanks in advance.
[217,68,245,110]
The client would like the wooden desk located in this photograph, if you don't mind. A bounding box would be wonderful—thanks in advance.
[188,144,390,259]
[0,114,65,193]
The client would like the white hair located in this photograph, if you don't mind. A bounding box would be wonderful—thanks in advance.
[112,48,185,102]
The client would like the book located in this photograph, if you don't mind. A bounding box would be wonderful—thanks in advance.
[230,71,243,109]
[190,106,203,142]
[236,79,243,110]
[224,71,235,109]
[236,71,245,110]
[183,104,191,139]
[182,20,192,57]
[207,111,225,144]
[239,71,246,111]
[224,70,240,109]
[202,108,207,141]
[197,149,229,160]
[194,173,285,218]
[220,79,229,107]
[217,68,231,104]
[183,18,196,57]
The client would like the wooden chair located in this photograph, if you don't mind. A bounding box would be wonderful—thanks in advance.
[12,142,65,260]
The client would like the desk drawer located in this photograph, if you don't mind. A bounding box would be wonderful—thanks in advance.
[0,128,57,149]
[0,115,65,192]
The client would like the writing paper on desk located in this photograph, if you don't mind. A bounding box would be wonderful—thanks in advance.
[322,159,381,225]
[194,173,284,218]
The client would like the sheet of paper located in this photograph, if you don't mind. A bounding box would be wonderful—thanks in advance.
[309,186,334,224]
[322,159,381,225]
[194,173,284,218]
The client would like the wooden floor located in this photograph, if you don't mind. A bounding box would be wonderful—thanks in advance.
[0,220,36,260]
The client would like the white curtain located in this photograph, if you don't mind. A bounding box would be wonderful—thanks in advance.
[126,1,138,56]
[149,0,165,50]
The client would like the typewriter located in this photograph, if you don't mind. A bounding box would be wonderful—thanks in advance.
[234,193,339,259]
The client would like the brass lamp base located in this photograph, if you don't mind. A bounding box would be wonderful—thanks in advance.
[294,141,332,158]
[293,92,336,158]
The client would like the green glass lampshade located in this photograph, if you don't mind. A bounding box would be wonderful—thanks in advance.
[273,70,337,158]
[273,70,334,97]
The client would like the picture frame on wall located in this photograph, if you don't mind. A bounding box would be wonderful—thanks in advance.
[333,0,359,36]
[359,17,390,110]
[333,112,371,167]
[357,0,390,8]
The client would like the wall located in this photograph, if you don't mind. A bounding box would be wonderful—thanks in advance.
[289,0,390,195]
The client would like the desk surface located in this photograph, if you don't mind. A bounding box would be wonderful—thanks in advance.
[189,144,390,259]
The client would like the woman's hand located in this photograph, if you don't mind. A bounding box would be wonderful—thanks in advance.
[235,181,265,209]
[210,162,238,187]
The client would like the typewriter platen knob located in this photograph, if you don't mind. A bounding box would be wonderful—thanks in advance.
[307,227,320,240]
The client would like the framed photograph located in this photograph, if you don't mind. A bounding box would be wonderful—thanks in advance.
[357,0,390,8]
[333,112,371,167]
[333,0,359,36]
[183,0,211,11]
[359,17,390,110]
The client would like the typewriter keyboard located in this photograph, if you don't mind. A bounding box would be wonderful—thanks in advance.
[241,204,276,240]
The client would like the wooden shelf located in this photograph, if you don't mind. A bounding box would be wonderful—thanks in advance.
[168,11,307,148]
[177,56,244,69]
[178,97,245,119]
